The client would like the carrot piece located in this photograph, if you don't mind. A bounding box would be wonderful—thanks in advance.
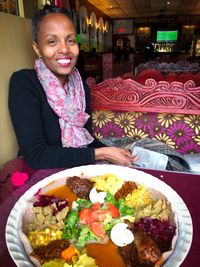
[61,245,77,261]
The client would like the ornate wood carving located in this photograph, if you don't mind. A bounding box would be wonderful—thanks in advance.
[90,78,200,115]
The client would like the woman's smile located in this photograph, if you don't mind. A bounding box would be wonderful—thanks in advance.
[56,57,72,67]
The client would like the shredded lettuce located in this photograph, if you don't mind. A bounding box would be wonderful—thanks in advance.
[62,210,99,249]
[76,198,91,210]
[76,226,98,249]
[103,213,116,231]
[105,192,116,206]
[117,198,134,217]
[62,210,79,240]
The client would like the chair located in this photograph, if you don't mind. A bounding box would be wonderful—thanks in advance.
[194,72,200,86]
[177,72,195,83]
[135,69,164,84]
[165,72,178,83]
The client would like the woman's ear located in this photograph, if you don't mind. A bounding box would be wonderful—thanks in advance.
[32,41,41,58]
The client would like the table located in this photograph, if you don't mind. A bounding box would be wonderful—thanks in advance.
[0,158,199,266]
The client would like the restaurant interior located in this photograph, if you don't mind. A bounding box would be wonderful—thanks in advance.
[1,0,200,171]
[3,0,200,78]
[0,1,200,267]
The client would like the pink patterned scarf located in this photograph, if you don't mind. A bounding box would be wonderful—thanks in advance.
[34,59,94,148]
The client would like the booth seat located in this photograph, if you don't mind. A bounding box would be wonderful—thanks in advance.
[89,77,200,154]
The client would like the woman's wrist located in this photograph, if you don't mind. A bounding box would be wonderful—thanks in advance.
[95,147,107,161]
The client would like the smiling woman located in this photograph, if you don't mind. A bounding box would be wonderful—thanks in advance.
[8,4,139,170]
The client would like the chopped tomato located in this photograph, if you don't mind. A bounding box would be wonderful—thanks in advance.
[80,207,107,224]
[79,202,118,237]
[91,202,101,210]
[90,209,107,222]
[90,222,106,237]
[107,203,119,218]
[79,208,92,224]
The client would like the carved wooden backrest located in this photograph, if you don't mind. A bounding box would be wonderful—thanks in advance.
[90,77,200,115]
[90,78,200,154]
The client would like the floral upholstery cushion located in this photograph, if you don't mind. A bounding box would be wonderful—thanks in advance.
[92,110,200,154]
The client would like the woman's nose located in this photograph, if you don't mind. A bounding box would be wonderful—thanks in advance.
[59,42,69,54]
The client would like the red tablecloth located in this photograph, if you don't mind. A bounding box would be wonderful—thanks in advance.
[0,159,199,266]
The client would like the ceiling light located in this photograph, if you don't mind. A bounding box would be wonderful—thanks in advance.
[107,5,119,10]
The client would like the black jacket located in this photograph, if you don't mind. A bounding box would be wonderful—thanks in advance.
[9,69,105,169]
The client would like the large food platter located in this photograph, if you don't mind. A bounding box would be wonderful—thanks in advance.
[5,164,193,267]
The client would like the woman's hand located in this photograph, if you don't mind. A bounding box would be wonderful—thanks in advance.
[95,147,139,167]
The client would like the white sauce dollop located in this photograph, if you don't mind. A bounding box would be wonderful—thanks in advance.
[71,201,78,210]
[110,223,134,247]
[89,187,107,204]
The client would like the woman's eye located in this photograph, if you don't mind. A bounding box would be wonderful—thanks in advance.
[48,39,56,45]
[67,38,77,44]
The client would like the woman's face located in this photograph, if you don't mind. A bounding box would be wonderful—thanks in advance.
[33,13,79,85]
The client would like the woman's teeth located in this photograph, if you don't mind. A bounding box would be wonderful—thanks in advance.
[57,59,71,65]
